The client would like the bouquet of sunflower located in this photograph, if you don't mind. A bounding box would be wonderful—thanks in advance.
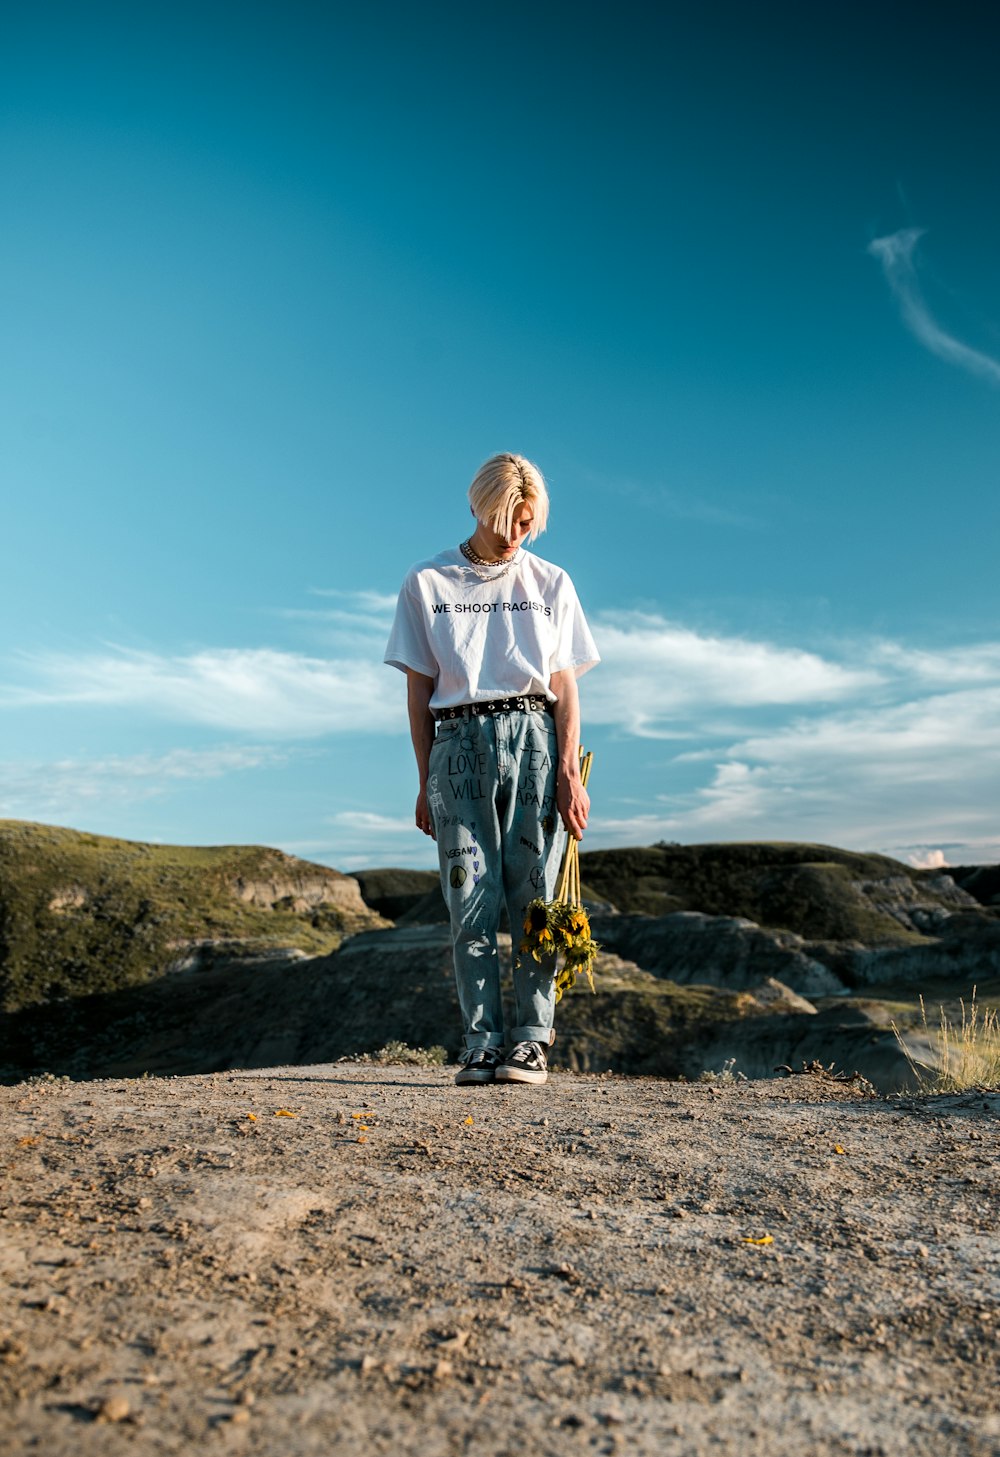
[519,749,598,1001]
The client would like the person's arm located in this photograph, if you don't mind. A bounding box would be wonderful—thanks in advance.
[550,667,589,840]
[406,668,437,838]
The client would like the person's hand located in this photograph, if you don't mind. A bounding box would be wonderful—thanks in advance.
[415,787,436,839]
[557,774,590,841]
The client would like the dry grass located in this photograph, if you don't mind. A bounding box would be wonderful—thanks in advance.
[347,1040,448,1068]
[698,1056,748,1085]
[893,988,1000,1092]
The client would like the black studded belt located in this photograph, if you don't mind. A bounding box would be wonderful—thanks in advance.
[435,695,553,721]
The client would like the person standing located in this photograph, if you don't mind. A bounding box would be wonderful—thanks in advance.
[384,453,599,1086]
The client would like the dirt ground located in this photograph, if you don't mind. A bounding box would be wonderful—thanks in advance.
[0,1064,997,1457]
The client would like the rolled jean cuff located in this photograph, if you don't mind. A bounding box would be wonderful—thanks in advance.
[511,1024,552,1046]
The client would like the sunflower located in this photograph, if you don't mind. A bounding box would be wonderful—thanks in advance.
[517,749,598,1002]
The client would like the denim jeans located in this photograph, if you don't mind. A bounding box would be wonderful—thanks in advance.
[427,709,567,1052]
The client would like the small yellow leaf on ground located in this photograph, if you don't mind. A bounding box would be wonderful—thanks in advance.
[274,1109,297,1118]
[742,1234,774,1246]
[351,1112,365,1120]
[17,1136,38,1147]
[246,1113,257,1122]
[357,1135,368,1144]
[464,1116,474,1125]
[834,1144,846,1155]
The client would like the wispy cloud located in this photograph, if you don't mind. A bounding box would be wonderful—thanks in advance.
[585,611,878,735]
[3,647,401,737]
[0,745,282,818]
[869,639,1000,685]
[7,603,1000,867]
[608,478,757,530]
[277,811,434,871]
[308,588,399,614]
[868,228,1000,386]
[571,615,1000,861]
[726,685,1000,784]
[329,810,416,835]
[3,617,995,755]
[593,681,1000,862]
[269,588,399,654]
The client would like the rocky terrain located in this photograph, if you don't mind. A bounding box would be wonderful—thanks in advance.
[1,1063,996,1457]
[2,825,999,1091]
[3,832,997,1453]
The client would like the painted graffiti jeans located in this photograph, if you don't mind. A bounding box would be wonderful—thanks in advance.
[427,709,567,1053]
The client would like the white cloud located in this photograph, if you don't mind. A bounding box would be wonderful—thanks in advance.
[592,681,1000,860]
[868,228,1000,386]
[277,608,386,627]
[273,610,394,656]
[728,686,1000,781]
[329,810,416,835]
[870,640,1000,685]
[277,811,434,871]
[0,609,883,745]
[6,601,1000,867]
[308,588,399,613]
[906,849,950,870]
[585,611,878,735]
[0,745,282,818]
[3,647,404,737]
[276,588,399,654]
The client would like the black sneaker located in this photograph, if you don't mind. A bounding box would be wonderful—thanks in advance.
[494,1040,548,1085]
[455,1046,505,1085]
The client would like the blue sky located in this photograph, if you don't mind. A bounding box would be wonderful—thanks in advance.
[2,2,1000,870]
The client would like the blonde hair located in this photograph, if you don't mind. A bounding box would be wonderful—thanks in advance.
[467,452,549,542]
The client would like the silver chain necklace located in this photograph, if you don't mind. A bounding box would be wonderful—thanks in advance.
[460,537,518,581]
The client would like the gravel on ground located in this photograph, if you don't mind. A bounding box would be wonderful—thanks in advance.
[1,1064,997,1456]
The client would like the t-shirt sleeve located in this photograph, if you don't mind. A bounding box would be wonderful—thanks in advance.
[550,576,600,678]
[384,579,438,678]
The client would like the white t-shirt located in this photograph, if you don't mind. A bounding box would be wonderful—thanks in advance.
[384,546,600,711]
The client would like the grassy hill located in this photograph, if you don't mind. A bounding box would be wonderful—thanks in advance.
[0,820,385,1013]
[355,842,979,946]
[3,823,996,1088]
[577,841,963,943]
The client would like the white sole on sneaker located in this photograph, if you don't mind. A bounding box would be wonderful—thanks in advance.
[494,1067,547,1085]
